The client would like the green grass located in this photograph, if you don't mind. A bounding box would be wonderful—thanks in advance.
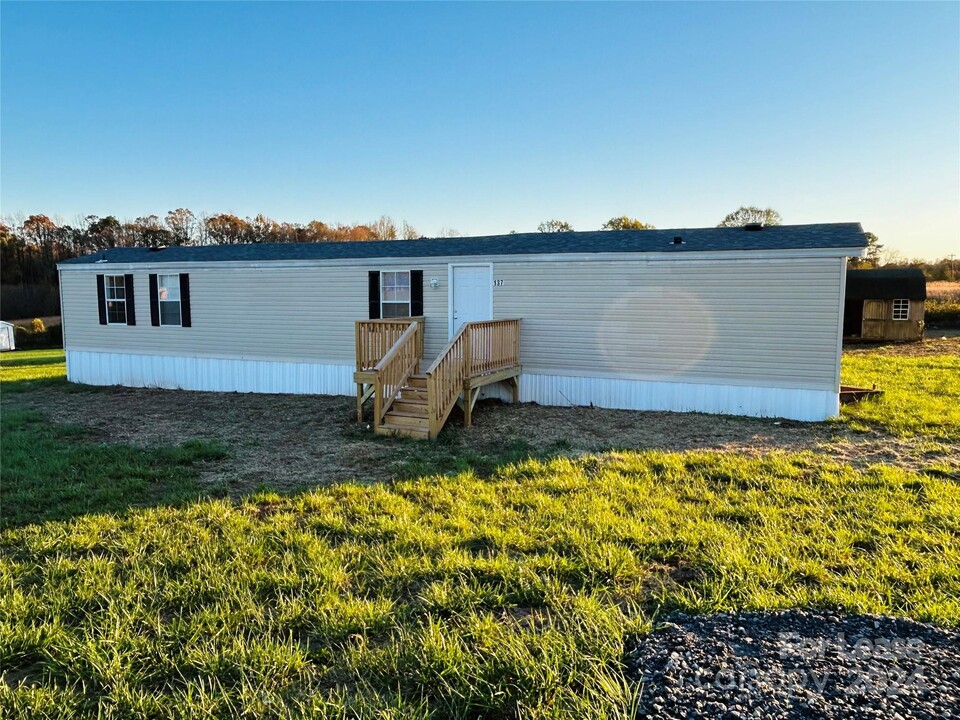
[1,451,958,718]
[841,350,960,439]
[0,409,227,529]
[2,344,959,716]
[0,348,67,392]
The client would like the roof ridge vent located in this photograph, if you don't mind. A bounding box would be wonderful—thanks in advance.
[744,223,764,231]
[148,245,167,252]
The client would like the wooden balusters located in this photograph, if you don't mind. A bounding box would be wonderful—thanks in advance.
[371,320,421,429]
[355,317,424,371]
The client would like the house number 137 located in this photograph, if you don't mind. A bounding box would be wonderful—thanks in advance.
[493,280,504,287]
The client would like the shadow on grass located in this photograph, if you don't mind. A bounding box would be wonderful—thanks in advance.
[0,409,228,529]
[1,403,561,531]
[339,404,573,482]
[0,350,66,367]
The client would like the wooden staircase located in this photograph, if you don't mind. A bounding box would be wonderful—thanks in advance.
[355,318,521,440]
[378,373,431,439]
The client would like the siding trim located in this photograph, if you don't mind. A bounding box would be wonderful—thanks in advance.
[58,247,868,273]
[59,267,69,378]
[835,257,847,390]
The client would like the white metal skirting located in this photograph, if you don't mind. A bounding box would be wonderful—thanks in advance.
[518,373,838,422]
[66,351,838,421]
[66,350,355,396]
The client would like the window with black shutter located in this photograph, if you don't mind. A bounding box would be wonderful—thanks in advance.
[372,270,423,318]
[148,273,191,327]
[103,274,129,325]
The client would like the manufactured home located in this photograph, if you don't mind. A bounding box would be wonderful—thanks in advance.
[844,268,926,342]
[58,223,867,437]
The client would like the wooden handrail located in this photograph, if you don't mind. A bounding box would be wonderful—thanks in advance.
[424,323,467,376]
[464,319,521,377]
[425,323,469,437]
[360,317,522,438]
[372,320,421,429]
[355,317,424,371]
[424,318,521,437]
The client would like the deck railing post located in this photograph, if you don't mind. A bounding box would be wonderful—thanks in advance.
[373,378,382,431]
[427,373,437,437]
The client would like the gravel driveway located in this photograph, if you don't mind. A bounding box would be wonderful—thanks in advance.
[627,609,960,719]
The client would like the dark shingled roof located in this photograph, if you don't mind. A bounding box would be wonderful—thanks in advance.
[846,268,927,301]
[60,222,867,265]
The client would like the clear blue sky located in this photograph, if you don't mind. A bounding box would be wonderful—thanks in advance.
[2,1,958,259]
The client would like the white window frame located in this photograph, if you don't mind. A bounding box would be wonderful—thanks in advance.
[892,299,910,321]
[380,270,412,319]
[105,274,127,325]
[157,274,182,327]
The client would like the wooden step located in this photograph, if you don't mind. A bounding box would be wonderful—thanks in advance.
[384,410,429,428]
[400,387,427,401]
[406,374,428,389]
[392,399,427,414]
[376,422,430,439]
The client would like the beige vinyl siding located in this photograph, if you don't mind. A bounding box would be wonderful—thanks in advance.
[61,253,844,392]
[492,257,842,391]
[61,262,449,364]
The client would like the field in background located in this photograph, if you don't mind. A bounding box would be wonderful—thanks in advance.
[926,281,960,327]
[1,341,959,717]
[928,281,960,301]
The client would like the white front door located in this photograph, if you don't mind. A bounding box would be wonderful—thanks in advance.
[450,264,492,336]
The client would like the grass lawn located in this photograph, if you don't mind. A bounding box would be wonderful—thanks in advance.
[1,344,959,717]
[841,349,960,439]
[0,348,67,392]
[0,408,227,529]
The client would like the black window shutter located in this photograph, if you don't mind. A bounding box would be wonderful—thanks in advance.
[179,274,192,327]
[368,271,381,319]
[410,270,424,316]
[96,274,107,325]
[124,274,136,326]
[149,274,160,326]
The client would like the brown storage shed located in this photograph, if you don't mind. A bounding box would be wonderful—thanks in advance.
[844,268,926,341]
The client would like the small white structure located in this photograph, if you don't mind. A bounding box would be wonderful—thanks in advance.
[57,223,867,426]
[0,321,15,351]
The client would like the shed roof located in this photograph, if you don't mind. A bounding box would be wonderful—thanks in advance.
[846,268,927,301]
[60,222,867,266]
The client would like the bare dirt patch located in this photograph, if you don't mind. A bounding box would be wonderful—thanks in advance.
[4,377,956,497]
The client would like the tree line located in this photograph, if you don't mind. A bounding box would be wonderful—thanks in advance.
[0,211,437,286]
[2,205,955,319]
[1,208,668,288]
